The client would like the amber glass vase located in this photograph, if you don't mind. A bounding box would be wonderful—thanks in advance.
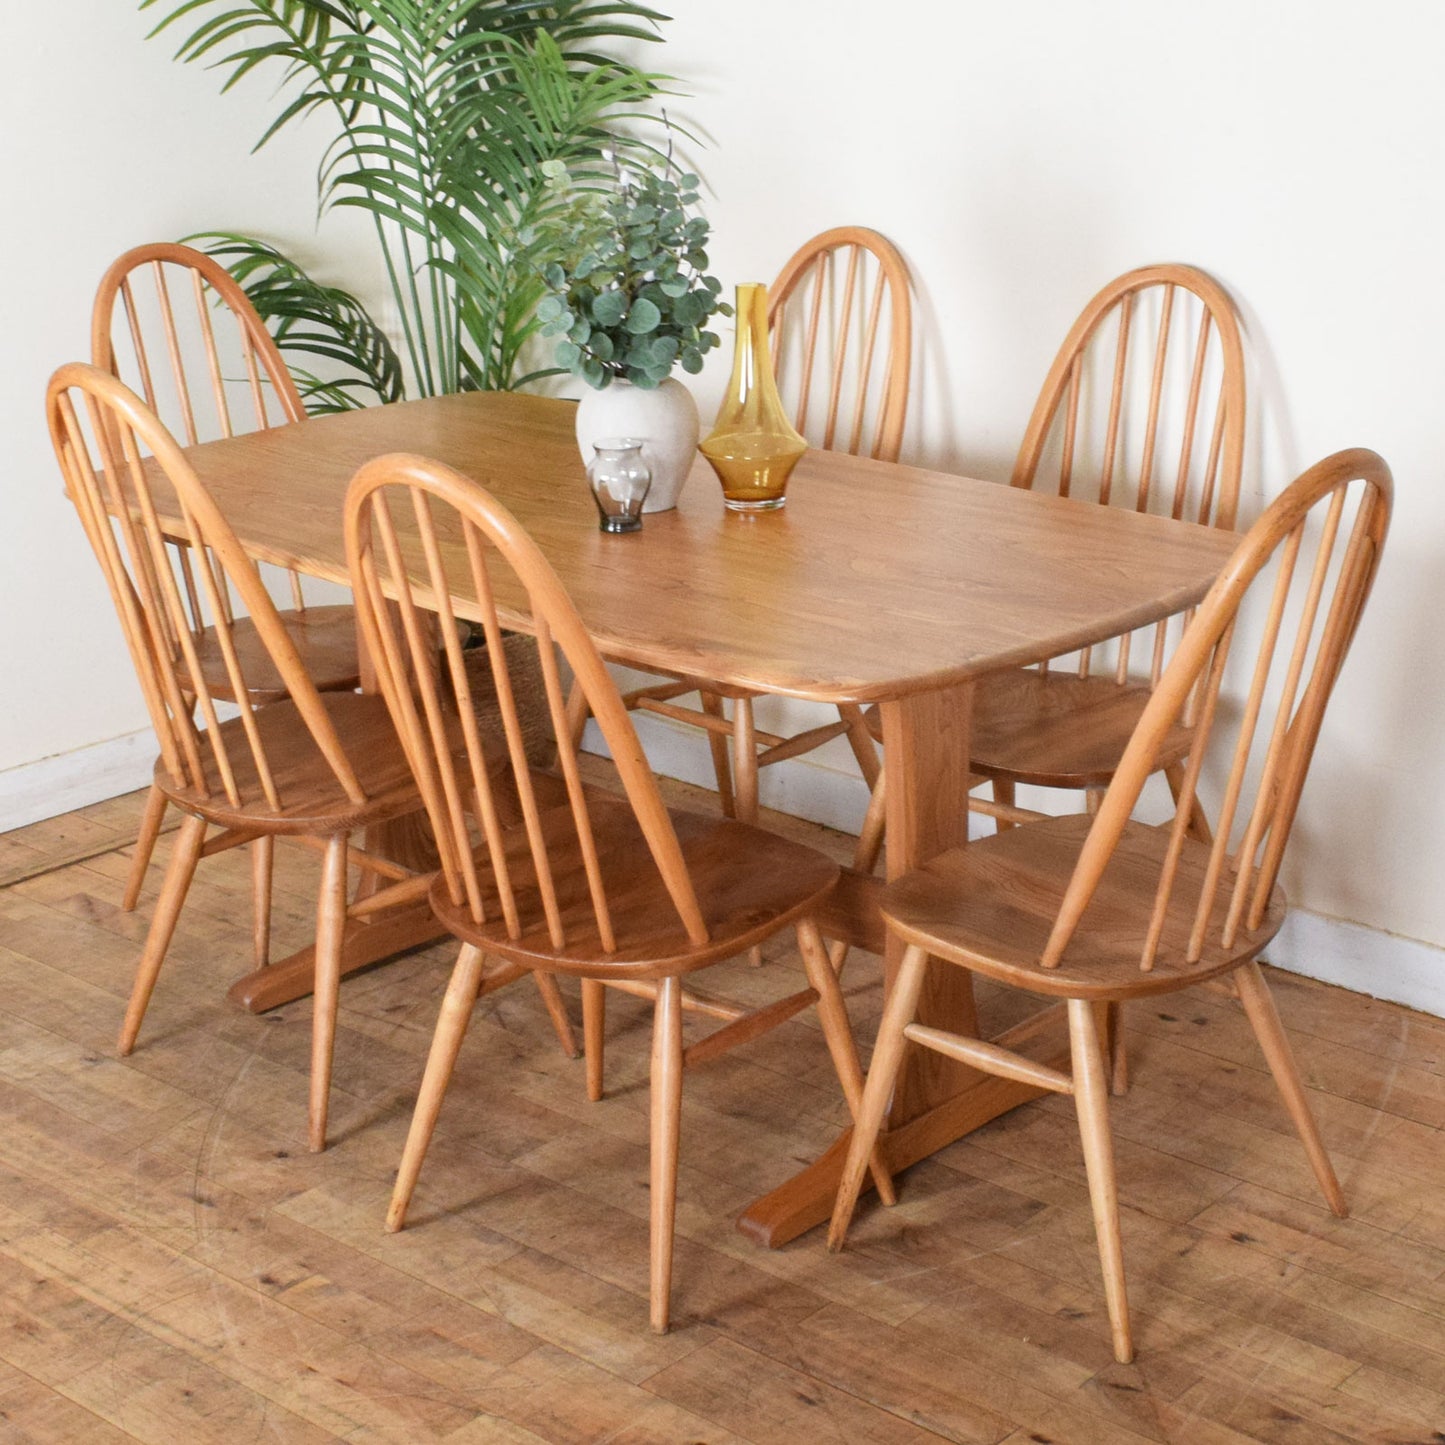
[699,283,807,511]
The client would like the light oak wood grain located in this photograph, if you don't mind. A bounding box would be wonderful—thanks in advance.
[46,363,444,1154]
[140,391,1236,704]
[91,243,361,950]
[117,383,1239,1253]
[347,453,888,1333]
[4,768,1445,1439]
[831,449,1392,1365]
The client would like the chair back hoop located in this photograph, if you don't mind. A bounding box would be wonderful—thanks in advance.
[1011,263,1248,691]
[46,362,366,813]
[767,226,912,463]
[1041,448,1391,973]
[343,454,710,955]
[92,242,310,612]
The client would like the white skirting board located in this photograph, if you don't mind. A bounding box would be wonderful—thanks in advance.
[1266,911,1445,1021]
[0,728,155,833]
[5,716,1443,1020]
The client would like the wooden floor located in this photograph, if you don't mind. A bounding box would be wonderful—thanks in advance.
[1,778,1444,1443]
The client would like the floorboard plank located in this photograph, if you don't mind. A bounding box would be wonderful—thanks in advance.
[1,779,1442,1441]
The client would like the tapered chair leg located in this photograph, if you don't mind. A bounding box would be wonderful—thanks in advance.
[1068,997,1133,1364]
[532,972,579,1059]
[308,834,349,1153]
[122,783,170,912]
[650,975,684,1333]
[564,677,589,750]
[1165,761,1213,843]
[582,979,606,1102]
[796,920,896,1207]
[118,812,207,1055]
[1106,1001,1129,1096]
[731,696,758,826]
[387,943,489,1232]
[992,777,1017,831]
[838,703,882,789]
[828,942,932,1250]
[732,699,765,968]
[830,769,889,972]
[1234,961,1347,1217]
[251,835,274,971]
[699,692,736,818]
[852,767,888,878]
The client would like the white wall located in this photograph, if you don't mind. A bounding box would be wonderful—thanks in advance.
[6,3,1444,980]
[652,0,1445,952]
[0,5,372,780]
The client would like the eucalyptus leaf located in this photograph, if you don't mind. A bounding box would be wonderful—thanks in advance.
[532,149,729,388]
[624,297,662,334]
[592,289,627,326]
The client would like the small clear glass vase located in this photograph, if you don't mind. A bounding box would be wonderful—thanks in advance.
[587,438,652,533]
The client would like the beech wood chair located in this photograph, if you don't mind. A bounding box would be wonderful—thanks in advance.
[92,243,361,960]
[829,448,1392,1364]
[47,364,573,1152]
[851,264,1247,893]
[604,227,913,961]
[345,451,893,1333]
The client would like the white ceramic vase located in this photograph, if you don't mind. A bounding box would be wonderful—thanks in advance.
[575,376,700,513]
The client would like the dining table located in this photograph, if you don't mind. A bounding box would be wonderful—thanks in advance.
[152,389,1239,1247]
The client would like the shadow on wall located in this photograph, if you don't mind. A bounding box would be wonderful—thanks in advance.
[1230,285,1304,529]
[916,136,1123,483]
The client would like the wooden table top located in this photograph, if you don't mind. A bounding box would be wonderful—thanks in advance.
[170,392,1239,704]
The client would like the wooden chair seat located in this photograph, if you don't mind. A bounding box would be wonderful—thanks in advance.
[881,813,1283,1000]
[191,604,361,704]
[348,452,888,1334]
[49,364,543,1156]
[93,242,361,933]
[966,669,1196,788]
[848,266,1245,881]
[154,692,419,835]
[431,797,838,978]
[831,450,1392,1365]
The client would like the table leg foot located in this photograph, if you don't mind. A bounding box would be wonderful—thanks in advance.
[739,1005,1070,1248]
[227,900,445,1013]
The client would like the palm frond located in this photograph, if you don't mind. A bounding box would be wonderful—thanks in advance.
[145,0,684,394]
[188,231,404,410]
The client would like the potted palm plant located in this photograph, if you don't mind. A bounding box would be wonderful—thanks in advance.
[141,0,679,405]
[535,154,729,510]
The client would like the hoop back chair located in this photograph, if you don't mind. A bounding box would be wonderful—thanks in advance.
[982,263,1246,803]
[853,264,1247,899]
[47,363,455,1152]
[93,243,361,948]
[345,452,893,1333]
[830,448,1392,1364]
[614,229,913,959]
[768,224,912,465]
